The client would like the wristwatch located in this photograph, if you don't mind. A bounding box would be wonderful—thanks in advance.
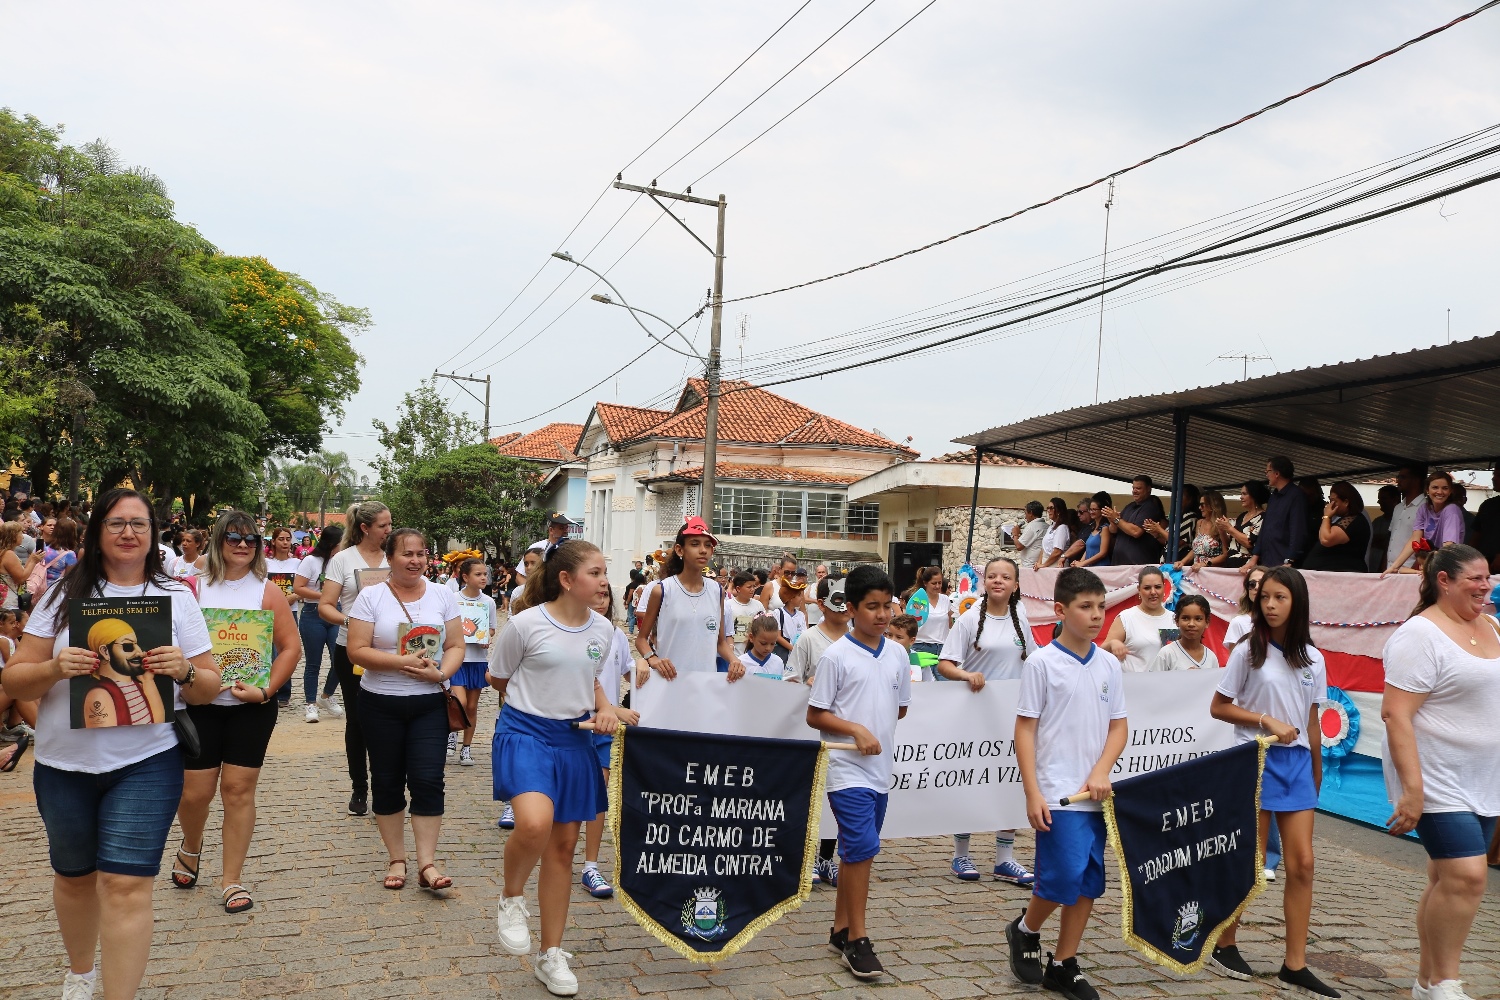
[176,662,197,687]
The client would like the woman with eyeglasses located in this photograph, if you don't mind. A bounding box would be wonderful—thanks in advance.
[170,511,300,915]
[1,488,221,1000]
[346,528,464,894]
[318,501,392,817]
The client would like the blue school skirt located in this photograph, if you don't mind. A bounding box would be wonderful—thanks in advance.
[492,705,607,823]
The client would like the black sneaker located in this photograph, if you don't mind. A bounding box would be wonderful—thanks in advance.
[1005,912,1044,985]
[1277,964,1341,998]
[1041,954,1098,1000]
[348,793,368,816]
[1211,945,1255,981]
[841,936,884,980]
[828,926,848,955]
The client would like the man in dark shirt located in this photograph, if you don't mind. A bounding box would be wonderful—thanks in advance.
[1104,475,1166,566]
[1471,467,1500,571]
[1251,456,1308,568]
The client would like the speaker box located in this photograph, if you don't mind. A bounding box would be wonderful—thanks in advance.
[887,541,944,596]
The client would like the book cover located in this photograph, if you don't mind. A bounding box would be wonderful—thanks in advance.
[203,608,274,690]
[268,573,296,601]
[397,621,445,662]
[353,566,391,596]
[457,598,492,645]
[69,596,175,729]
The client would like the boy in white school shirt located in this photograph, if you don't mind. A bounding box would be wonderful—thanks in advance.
[785,576,850,686]
[1007,567,1127,1000]
[807,565,910,981]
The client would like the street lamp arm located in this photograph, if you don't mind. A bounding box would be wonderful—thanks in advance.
[552,251,706,361]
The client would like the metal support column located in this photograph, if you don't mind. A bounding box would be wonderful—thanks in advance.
[964,447,984,565]
[1167,410,1189,563]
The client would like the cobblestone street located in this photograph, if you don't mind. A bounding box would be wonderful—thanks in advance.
[3,668,1498,1000]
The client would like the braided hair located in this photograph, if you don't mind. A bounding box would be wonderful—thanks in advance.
[972,556,1027,660]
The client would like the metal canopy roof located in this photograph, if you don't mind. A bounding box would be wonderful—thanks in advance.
[954,333,1500,491]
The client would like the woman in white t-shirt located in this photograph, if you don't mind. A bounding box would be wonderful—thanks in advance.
[4,488,221,1000]
[1036,497,1073,569]
[173,511,301,915]
[1103,565,1175,672]
[579,579,641,901]
[903,566,953,661]
[935,556,1038,886]
[1208,567,1337,997]
[1382,544,1500,996]
[293,525,346,722]
[317,501,392,817]
[177,527,207,577]
[448,558,498,766]
[489,540,621,995]
[1223,565,1267,656]
[264,526,302,706]
[347,528,464,895]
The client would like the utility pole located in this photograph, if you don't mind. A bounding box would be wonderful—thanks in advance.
[613,179,727,532]
[433,371,492,442]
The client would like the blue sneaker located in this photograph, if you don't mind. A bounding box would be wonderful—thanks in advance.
[815,856,839,887]
[580,868,613,898]
[496,803,515,830]
[993,860,1035,887]
[950,856,981,881]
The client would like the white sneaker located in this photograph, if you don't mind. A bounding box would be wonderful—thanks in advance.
[446,732,457,758]
[1428,982,1472,1000]
[459,745,474,766]
[1264,868,1276,882]
[534,947,578,996]
[497,895,533,955]
[318,694,345,718]
[305,704,320,723]
[1413,982,1430,1000]
[62,970,96,1000]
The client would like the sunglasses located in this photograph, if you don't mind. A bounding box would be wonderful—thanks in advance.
[224,532,263,547]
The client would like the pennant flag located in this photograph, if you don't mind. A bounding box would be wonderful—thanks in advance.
[1104,738,1271,973]
[608,726,828,961]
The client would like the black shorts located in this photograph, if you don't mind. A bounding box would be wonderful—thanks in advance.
[183,699,279,770]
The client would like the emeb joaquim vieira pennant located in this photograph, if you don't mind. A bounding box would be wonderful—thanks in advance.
[608,726,827,961]
[1104,738,1272,974]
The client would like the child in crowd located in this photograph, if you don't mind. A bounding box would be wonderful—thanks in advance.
[937,556,1037,886]
[489,540,620,996]
[771,575,809,665]
[1223,566,1267,655]
[884,614,923,681]
[724,571,765,657]
[1148,595,1221,671]
[449,558,498,765]
[635,517,739,683]
[739,615,784,679]
[579,580,639,900]
[1008,567,1127,1000]
[1208,567,1339,998]
[807,565,911,981]
[786,576,853,885]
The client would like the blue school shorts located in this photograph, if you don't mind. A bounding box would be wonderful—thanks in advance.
[1416,811,1499,860]
[1261,744,1318,813]
[451,661,489,690]
[1034,810,1106,905]
[593,732,614,771]
[827,787,888,864]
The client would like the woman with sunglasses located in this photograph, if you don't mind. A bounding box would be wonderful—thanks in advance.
[2,488,221,1000]
[172,512,300,915]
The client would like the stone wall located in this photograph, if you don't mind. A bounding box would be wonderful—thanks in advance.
[934,504,1026,578]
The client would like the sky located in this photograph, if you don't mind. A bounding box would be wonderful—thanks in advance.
[5,1,1499,475]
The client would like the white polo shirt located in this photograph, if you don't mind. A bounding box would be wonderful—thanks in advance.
[1016,641,1127,812]
[1216,640,1325,751]
[808,633,912,794]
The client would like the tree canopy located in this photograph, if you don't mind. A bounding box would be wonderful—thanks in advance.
[0,108,366,514]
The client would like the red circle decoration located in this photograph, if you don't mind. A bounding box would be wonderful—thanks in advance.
[1320,702,1350,745]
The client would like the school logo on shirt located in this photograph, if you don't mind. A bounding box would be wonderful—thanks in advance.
[705,616,719,633]
[1171,901,1201,951]
[1100,680,1111,703]
[681,887,727,940]
[585,638,605,662]
[1298,667,1315,687]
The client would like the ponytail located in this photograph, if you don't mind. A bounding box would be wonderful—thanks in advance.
[1413,543,1485,616]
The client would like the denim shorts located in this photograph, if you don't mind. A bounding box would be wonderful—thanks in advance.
[34,747,185,878]
[1416,811,1499,860]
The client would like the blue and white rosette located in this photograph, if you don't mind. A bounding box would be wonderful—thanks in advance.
[1318,685,1360,788]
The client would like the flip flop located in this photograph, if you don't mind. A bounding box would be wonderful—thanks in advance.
[0,733,28,773]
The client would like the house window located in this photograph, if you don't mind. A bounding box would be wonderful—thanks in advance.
[775,492,803,537]
[848,502,879,540]
[935,526,953,544]
[713,487,774,536]
[713,486,878,541]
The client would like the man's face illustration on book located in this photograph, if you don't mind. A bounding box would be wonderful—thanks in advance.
[101,633,147,678]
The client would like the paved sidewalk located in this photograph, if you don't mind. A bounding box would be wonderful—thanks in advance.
[2,677,1498,1000]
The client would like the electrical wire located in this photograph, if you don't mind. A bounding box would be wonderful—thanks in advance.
[717,0,1500,305]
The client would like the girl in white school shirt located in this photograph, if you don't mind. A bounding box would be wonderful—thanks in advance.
[935,557,1038,886]
[489,540,620,996]
[1208,566,1340,999]
[578,580,639,901]
[634,517,740,683]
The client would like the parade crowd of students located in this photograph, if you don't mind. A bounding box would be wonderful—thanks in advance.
[2,472,1498,1000]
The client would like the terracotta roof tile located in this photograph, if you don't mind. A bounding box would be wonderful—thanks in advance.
[933,449,1050,468]
[642,463,865,487]
[487,432,523,450]
[493,422,583,462]
[593,402,673,442]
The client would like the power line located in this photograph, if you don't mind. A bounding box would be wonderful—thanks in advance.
[491,341,664,430]
[690,0,939,186]
[718,0,1500,305]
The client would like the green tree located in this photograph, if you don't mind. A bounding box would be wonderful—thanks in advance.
[371,378,482,503]
[387,444,545,555]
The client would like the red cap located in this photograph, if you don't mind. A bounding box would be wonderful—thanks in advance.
[680,516,718,547]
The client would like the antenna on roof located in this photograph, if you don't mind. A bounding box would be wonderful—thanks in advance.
[1215,353,1271,380]
[736,314,749,363]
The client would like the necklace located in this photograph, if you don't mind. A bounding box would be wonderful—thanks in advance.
[1436,606,1483,646]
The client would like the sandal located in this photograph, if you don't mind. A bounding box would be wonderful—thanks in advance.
[222,884,253,914]
[418,863,452,895]
[0,732,27,772]
[170,845,201,889]
[384,859,408,890]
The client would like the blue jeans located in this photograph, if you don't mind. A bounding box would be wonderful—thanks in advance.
[360,690,447,817]
[34,747,185,877]
[298,605,341,703]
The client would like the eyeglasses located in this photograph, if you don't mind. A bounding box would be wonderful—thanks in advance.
[103,518,152,535]
[224,532,263,547]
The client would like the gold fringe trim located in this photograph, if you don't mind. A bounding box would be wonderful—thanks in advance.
[607,729,832,964]
[1104,735,1272,976]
